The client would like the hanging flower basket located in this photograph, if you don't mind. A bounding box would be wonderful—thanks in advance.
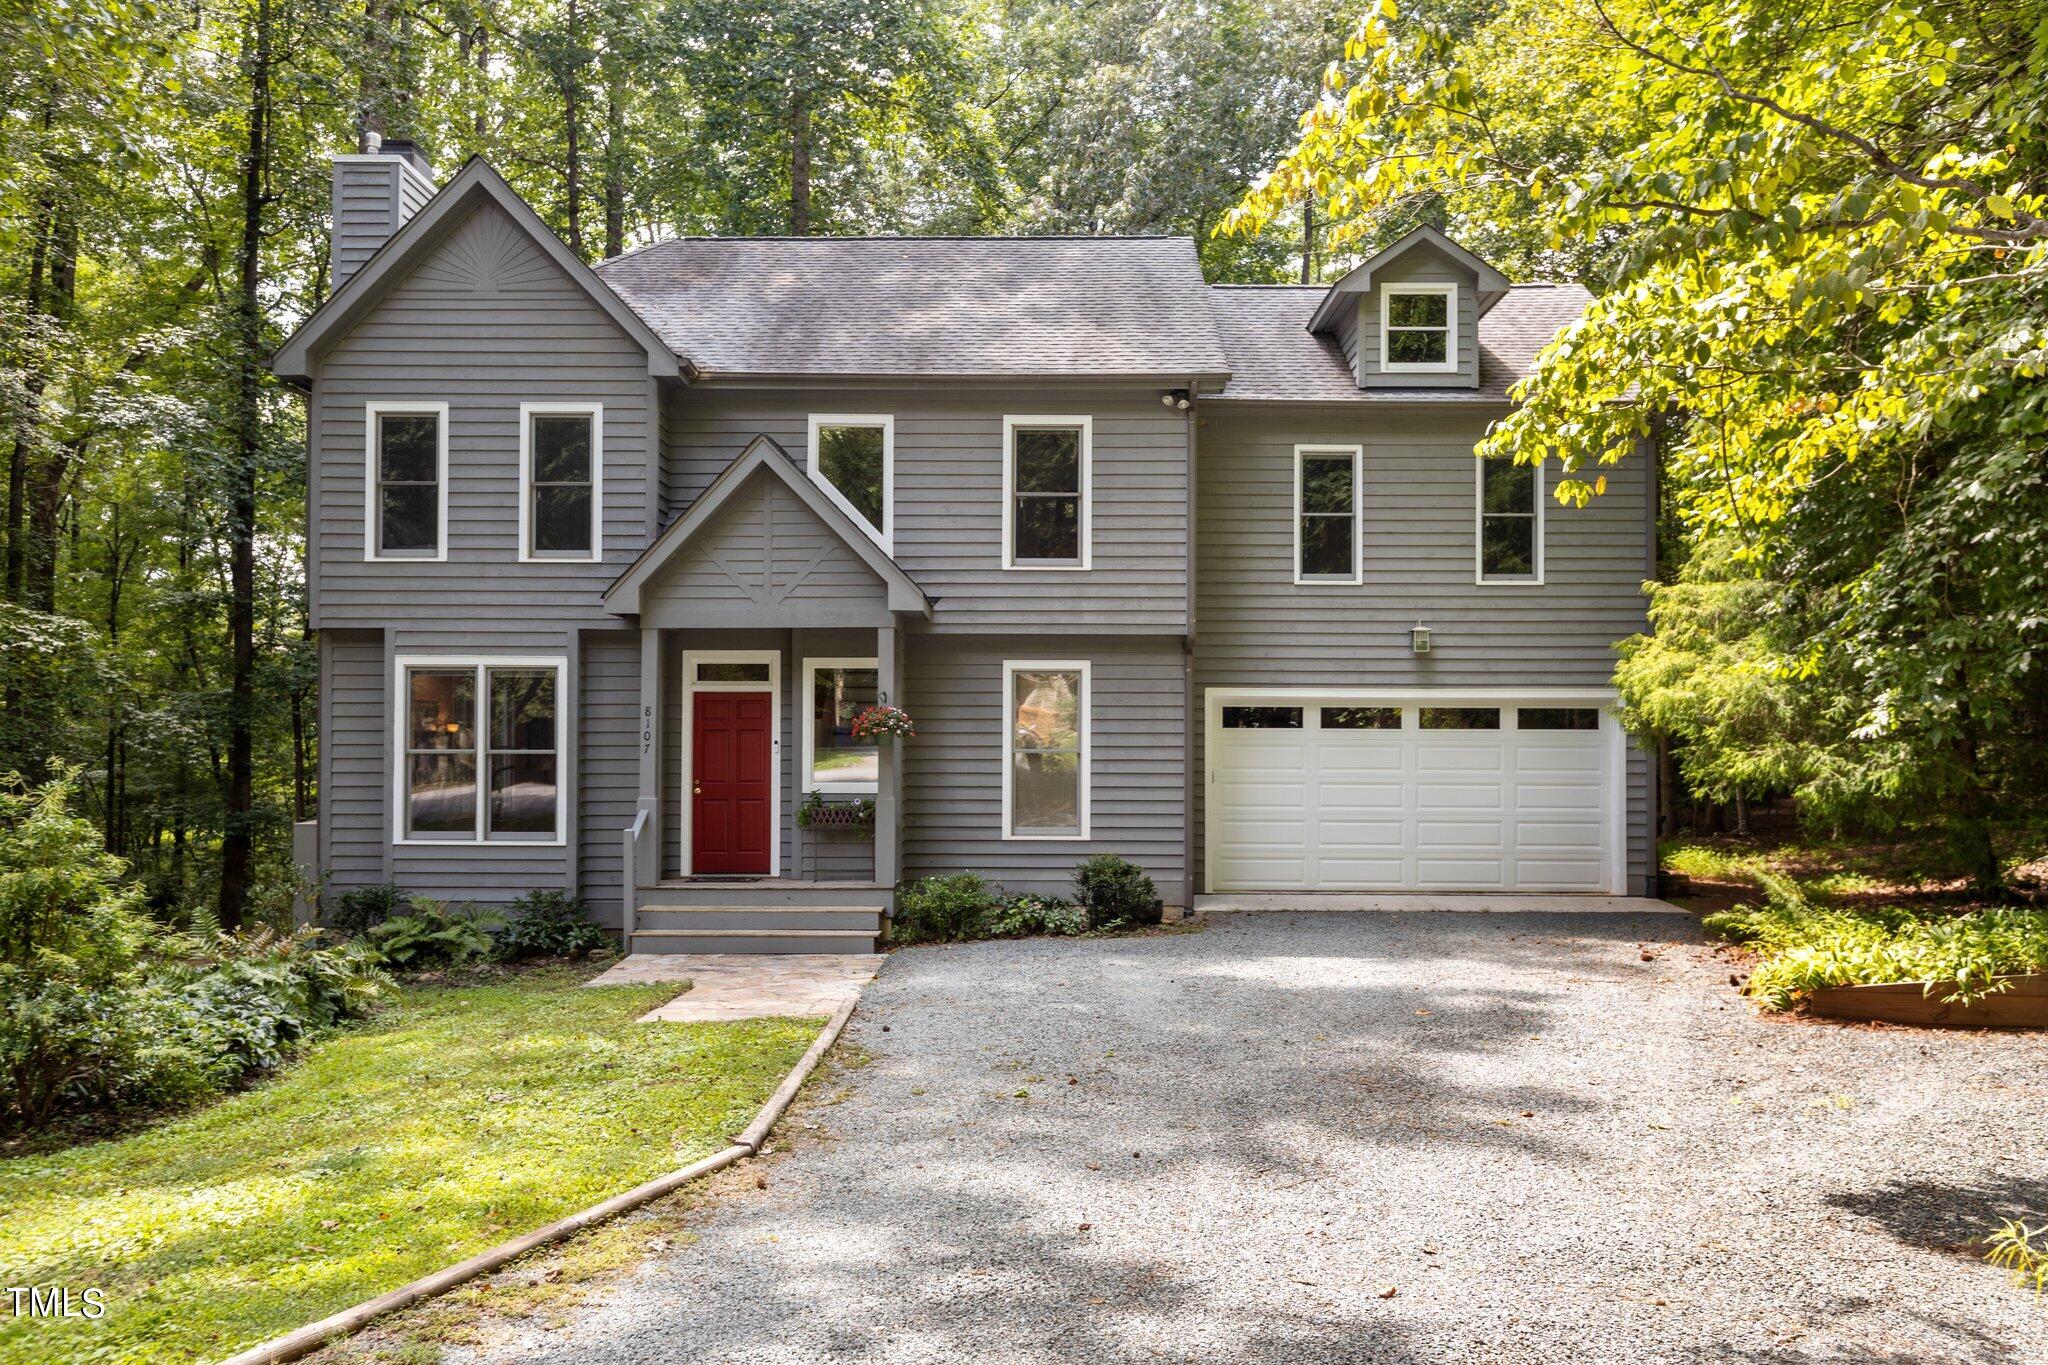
[850,704,916,742]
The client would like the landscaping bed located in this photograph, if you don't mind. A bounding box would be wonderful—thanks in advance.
[1666,839,2048,1023]
[0,966,819,1365]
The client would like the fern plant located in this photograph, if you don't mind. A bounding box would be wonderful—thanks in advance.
[1987,1220,2048,1295]
[367,898,504,969]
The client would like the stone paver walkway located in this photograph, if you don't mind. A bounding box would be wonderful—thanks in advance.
[586,952,885,1021]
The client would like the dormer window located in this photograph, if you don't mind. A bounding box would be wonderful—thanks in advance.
[1380,284,1457,374]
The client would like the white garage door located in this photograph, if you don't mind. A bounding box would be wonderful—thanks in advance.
[1207,698,1620,893]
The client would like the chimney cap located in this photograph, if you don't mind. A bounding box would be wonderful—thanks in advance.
[376,138,433,177]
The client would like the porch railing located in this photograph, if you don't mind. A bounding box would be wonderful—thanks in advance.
[622,807,653,943]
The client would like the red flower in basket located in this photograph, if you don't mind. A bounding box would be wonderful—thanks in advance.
[850,704,916,741]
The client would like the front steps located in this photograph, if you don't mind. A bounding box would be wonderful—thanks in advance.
[627,882,892,954]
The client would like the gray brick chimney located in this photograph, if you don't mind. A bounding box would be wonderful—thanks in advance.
[330,135,437,289]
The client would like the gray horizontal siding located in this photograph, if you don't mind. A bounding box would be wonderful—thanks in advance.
[579,629,640,928]
[321,630,387,892]
[312,201,656,632]
[902,635,1187,904]
[663,389,1190,633]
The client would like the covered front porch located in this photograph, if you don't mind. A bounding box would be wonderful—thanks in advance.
[604,436,931,954]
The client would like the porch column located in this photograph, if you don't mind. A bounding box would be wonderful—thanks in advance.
[875,622,903,887]
[631,628,663,899]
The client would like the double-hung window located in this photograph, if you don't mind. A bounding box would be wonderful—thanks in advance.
[807,415,892,551]
[1003,416,1090,569]
[366,402,447,560]
[1478,457,1543,583]
[520,404,600,561]
[1379,284,1457,373]
[803,658,880,792]
[1294,444,1363,584]
[1003,660,1089,838]
[399,658,564,843]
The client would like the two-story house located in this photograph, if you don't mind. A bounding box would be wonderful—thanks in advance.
[272,145,1655,954]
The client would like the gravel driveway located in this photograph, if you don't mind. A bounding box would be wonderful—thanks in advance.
[462,911,2048,1364]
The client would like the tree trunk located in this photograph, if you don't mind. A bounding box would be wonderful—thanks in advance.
[1300,196,1314,285]
[789,88,811,236]
[219,0,274,931]
[6,171,55,605]
[358,0,390,151]
[1732,792,1750,838]
[1657,737,1678,838]
[561,0,585,257]
[602,62,625,259]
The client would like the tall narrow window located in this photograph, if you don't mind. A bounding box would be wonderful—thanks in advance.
[486,668,558,838]
[1295,445,1362,584]
[1380,285,1456,373]
[1479,458,1542,582]
[1004,417,1090,569]
[400,659,563,842]
[808,415,891,549]
[404,668,475,837]
[804,659,880,792]
[1004,661,1088,838]
[369,404,445,559]
[521,405,600,560]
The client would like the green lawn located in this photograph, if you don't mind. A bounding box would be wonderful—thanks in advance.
[0,966,820,1365]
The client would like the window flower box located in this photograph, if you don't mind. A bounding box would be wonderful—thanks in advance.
[797,791,876,834]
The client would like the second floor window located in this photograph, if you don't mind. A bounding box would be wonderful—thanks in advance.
[368,403,445,560]
[1295,445,1362,585]
[1004,416,1091,569]
[808,414,892,550]
[521,405,600,561]
[1479,458,1543,582]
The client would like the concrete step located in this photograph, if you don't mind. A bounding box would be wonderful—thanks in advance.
[627,928,882,955]
[635,906,884,933]
[647,880,894,909]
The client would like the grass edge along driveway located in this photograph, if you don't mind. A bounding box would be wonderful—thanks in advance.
[0,965,822,1365]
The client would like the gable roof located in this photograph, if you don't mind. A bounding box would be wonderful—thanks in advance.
[605,435,931,616]
[592,236,1229,381]
[1306,225,1513,333]
[1209,283,1592,403]
[271,159,680,383]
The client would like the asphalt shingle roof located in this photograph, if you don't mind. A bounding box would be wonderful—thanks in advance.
[1207,282,1593,402]
[594,236,1231,379]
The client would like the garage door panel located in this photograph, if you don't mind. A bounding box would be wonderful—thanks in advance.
[1210,697,1613,894]
[1416,783,1507,813]
[1316,783,1408,813]
[1415,859,1509,887]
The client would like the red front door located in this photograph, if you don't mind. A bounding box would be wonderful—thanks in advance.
[692,692,773,873]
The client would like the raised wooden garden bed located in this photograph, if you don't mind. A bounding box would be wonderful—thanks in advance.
[1805,974,2048,1029]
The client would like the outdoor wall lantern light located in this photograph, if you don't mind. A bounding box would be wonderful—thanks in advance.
[1410,623,1432,654]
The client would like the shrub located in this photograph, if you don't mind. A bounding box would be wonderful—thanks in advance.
[367,898,504,969]
[323,882,410,937]
[1988,1220,2048,1295]
[496,889,612,961]
[0,769,153,984]
[986,893,1086,939]
[1705,877,2048,1008]
[0,929,388,1132]
[1072,854,1162,930]
[894,873,1002,943]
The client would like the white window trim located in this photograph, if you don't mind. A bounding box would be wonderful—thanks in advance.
[1475,456,1547,586]
[1379,282,1459,375]
[801,656,880,795]
[518,402,603,563]
[1201,687,1625,896]
[678,648,781,877]
[1001,658,1091,841]
[1001,415,1093,571]
[1292,443,1365,586]
[364,401,449,562]
[391,654,567,846]
[806,414,893,553]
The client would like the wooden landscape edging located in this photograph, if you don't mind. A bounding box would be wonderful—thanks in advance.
[1805,973,2048,1029]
